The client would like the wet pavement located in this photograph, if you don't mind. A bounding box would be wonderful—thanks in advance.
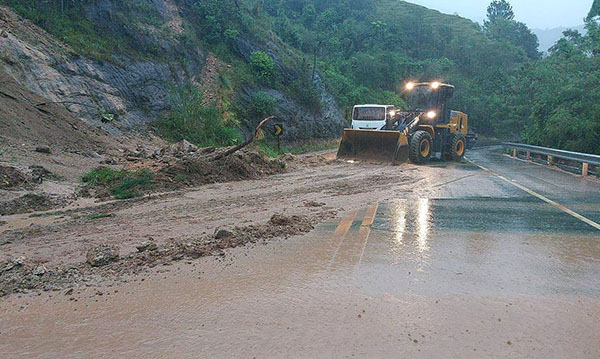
[1,146,600,358]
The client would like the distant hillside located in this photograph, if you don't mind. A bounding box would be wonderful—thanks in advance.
[0,0,541,143]
[533,25,586,52]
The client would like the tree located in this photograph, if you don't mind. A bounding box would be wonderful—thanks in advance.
[485,18,540,59]
[587,0,600,22]
[484,0,515,25]
[483,0,539,59]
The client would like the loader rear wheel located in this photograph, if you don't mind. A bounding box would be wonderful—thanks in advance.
[409,131,432,164]
[449,133,466,161]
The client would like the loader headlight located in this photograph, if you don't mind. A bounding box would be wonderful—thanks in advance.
[406,82,415,90]
[431,82,440,89]
[389,110,396,117]
[426,111,437,119]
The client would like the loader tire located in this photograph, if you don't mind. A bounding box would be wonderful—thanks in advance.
[409,131,432,164]
[449,133,466,161]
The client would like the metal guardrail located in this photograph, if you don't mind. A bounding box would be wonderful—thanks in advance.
[503,142,600,177]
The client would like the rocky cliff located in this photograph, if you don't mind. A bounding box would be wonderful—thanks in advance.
[0,1,343,142]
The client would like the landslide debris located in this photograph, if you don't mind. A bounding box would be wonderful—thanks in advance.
[83,143,287,199]
[0,165,27,189]
[0,165,56,190]
[158,147,286,187]
[86,245,120,267]
[0,193,65,216]
[0,213,328,297]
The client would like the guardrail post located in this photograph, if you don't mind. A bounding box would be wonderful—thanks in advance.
[582,162,589,177]
[526,151,531,160]
[512,148,517,157]
[547,155,553,166]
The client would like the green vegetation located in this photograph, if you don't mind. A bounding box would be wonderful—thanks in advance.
[3,0,600,153]
[0,0,165,62]
[110,170,153,199]
[257,138,340,158]
[243,92,279,121]
[250,51,277,85]
[152,85,241,147]
[82,167,154,200]
[82,167,131,187]
[514,6,600,153]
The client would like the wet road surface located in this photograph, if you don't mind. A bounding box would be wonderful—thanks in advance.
[1,146,600,358]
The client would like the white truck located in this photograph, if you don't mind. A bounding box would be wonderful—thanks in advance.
[351,104,397,130]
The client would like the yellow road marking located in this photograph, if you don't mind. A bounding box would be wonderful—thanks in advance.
[333,209,358,238]
[358,203,378,264]
[328,210,359,271]
[361,203,379,226]
[328,204,380,271]
[469,160,600,231]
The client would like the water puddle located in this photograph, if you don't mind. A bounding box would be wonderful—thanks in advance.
[2,197,600,357]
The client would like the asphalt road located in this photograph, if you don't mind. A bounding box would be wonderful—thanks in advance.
[1,146,599,358]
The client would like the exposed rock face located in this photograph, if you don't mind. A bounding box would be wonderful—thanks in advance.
[0,1,343,140]
[0,4,203,130]
[233,37,343,140]
[243,81,343,142]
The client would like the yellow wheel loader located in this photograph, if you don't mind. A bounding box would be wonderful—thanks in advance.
[337,82,477,164]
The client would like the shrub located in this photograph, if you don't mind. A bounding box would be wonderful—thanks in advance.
[289,77,322,113]
[245,92,278,120]
[110,169,153,199]
[152,85,240,147]
[250,51,277,85]
[82,167,130,187]
[82,168,154,200]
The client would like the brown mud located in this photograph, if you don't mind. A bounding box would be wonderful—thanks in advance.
[0,151,433,297]
[0,213,322,297]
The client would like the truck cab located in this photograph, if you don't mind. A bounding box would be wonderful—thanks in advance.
[352,105,397,130]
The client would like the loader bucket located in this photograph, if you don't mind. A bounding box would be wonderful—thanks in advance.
[336,129,409,165]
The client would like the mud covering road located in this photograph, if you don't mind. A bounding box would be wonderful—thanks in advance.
[0,151,424,295]
[1,146,600,358]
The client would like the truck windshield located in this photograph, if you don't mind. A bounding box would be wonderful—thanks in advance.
[353,107,385,121]
[407,86,436,111]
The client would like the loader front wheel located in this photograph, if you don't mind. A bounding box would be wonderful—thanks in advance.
[409,131,432,164]
[449,133,466,161]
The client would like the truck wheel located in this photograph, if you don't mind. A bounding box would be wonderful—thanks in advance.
[449,133,466,161]
[409,131,432,164]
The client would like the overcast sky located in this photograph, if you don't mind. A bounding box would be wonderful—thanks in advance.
[406,0,593,29]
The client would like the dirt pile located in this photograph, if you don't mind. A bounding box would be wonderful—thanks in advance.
[0,165,56,190]
[158,148,287,187]
[0,194,65,216]
[80,144,288,200]
[0,166,28,189]
[0,213,320,296]
[0,164,68,215]
[0,68,109,153]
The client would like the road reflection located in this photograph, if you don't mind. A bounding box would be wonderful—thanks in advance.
[417,198,431,253]
[393,208,406,244]
[389,199,432,268]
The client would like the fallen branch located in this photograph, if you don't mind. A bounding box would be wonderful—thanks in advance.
[210,116,275,162]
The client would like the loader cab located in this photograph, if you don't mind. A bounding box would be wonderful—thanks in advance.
[352,105,397,130]
[405,82,454,124]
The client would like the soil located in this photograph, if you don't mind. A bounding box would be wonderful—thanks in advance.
[0,165,28,189]
[0,193,65,216]
[0,213,323,296]
[0,150,427,297]
[0,53,422,298]
[157,148,287,188]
